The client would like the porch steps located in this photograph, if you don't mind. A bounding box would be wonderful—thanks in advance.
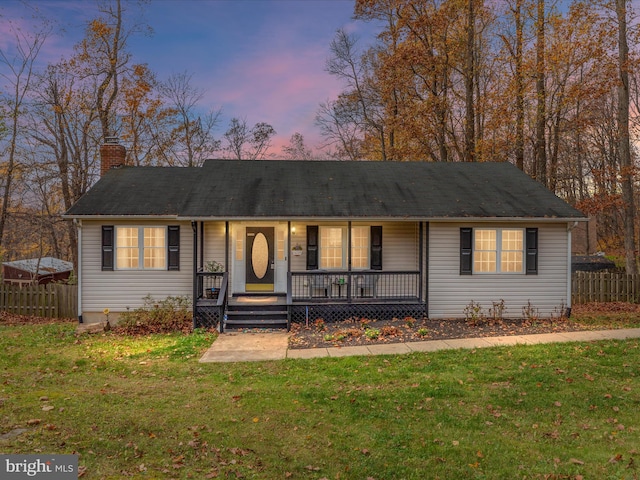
[224,295,288,330]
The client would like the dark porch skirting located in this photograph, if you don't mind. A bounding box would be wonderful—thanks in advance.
[195,305,223,329]
[194,302,427,330]
[289,303,427,325]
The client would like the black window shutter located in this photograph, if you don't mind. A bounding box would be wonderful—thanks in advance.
[526,228,538,274]
[460,227,472,275]
[306,226,319,270]
[370,226,383,270]
[168,225,180,271]
[102,226,114,271]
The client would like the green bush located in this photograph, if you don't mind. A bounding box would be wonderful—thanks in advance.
[365,328,381,340]
[115,295,192,335]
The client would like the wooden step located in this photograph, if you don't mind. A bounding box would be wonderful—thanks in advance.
[224,308,288,330]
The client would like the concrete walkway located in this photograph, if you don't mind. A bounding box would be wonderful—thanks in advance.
[199,328,640,363]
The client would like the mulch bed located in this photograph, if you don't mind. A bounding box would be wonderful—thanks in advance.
[288,315,591,350]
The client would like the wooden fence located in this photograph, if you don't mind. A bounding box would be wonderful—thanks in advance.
[0,283,77,319]
[0,273,638,318]
[572,271,640,304]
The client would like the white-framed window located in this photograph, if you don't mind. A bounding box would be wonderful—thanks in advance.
[474,228,523,273]
[351,226,369,269]
[317,226,371,270]
[320,227,344,269]
[116,226,166,270]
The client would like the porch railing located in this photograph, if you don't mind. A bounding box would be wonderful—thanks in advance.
[196,271,225,301]
[289,270,420,302]
[194,271,228,330]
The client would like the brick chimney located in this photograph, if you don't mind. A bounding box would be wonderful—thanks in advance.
[100,137,126,176]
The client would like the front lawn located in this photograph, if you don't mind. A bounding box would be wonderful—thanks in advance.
[0,314,639,479]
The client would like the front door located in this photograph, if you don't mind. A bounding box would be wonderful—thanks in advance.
[245,227,275,292]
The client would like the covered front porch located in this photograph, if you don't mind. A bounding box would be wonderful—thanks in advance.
[194,271,426,331]
[190,220,427,331]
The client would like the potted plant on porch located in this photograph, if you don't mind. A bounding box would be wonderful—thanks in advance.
[292,244,303,256]
[204,260,223,299]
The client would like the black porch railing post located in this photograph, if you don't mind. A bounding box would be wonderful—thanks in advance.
[191,221,198,329]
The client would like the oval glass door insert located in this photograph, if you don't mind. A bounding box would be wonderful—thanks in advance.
[252,233,269,279]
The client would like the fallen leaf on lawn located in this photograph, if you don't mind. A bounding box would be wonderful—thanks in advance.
[361,448,370,455]
[305,465,320,471]
[609,454,623,463]
[583,374,594,381]
[39,396,49,401]
[42,405,54,411]
[569,458,585,465]
[554,401,562,407]
[252,417,259,423]
[452,441,460,446]
[26,419,41,425]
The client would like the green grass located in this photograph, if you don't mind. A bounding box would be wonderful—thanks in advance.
[0,320,639,479]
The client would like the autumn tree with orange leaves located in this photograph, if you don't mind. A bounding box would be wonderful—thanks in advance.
[335,0,639,268]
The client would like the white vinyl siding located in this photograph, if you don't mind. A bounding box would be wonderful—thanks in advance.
[81,220,193,317]
[428,222,569,319]
[203,222,226,269]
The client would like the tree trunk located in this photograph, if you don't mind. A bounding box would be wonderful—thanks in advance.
[464,0,476,162]
[514,0,525,171]
[534,0,547,185]
[616,0,637,274]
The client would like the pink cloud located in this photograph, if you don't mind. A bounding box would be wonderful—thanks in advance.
[205,43,346,156]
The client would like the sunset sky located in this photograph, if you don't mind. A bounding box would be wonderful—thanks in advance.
[0,0,382,155]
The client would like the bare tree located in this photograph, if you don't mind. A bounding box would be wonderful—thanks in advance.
[282,132,314,160]
[325,29,390,160]
[158,71,221,167]
[75,0,149,140]
[29,61,102,267]
[222,117,276,160]
[0,22,49,250]
[315,99,364,160]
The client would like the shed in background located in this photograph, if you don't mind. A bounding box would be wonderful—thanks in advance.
[2,257,74,285]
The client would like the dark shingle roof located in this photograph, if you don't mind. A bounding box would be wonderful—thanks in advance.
[64,160,585,220]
